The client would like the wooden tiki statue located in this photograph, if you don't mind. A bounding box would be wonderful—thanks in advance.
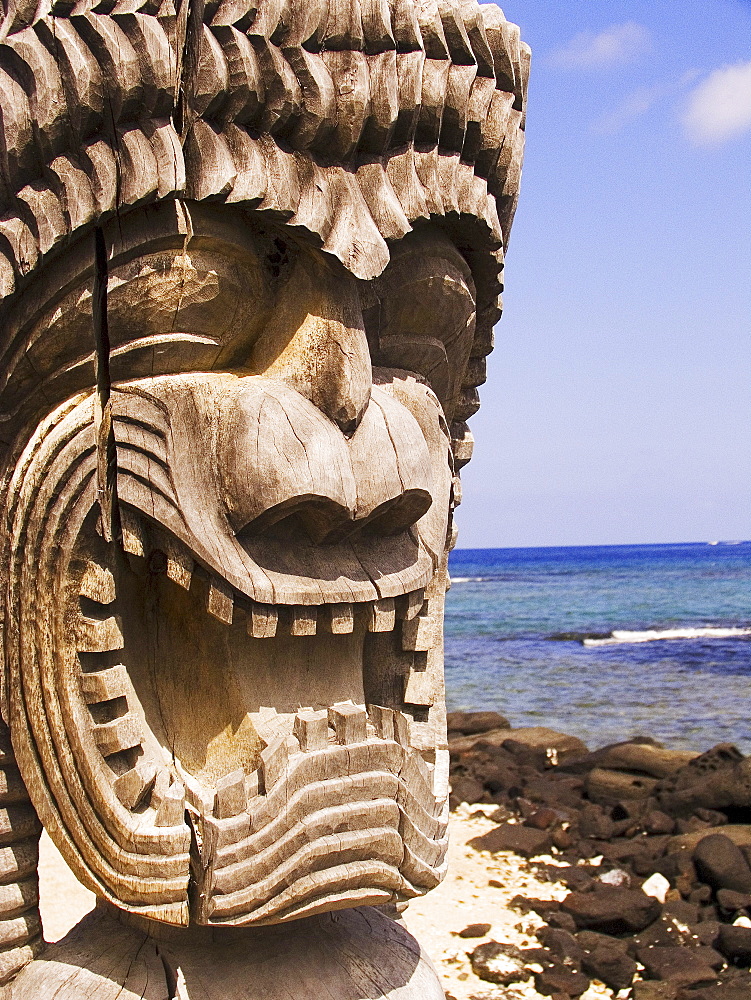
[0,0,527,985]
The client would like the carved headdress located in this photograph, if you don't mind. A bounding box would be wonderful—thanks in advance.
[0,0,527,972]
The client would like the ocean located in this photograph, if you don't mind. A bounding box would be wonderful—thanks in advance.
[445,542,751,754]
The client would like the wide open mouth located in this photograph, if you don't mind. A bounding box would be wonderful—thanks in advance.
[72,506,449,924]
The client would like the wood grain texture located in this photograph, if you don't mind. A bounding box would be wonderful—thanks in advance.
[5,904,446,998]
[0,0,528,985]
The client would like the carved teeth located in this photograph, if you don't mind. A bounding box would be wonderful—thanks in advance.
[207,576,234,624]
[393,711,412,748]
[163,536,193,590]
[76,615,124,653]
[368,597,395,632]
[93,715,143,756]
[289,606,316,636]
[369,705,395,741]
[114,761,157,811]
[154,781,185,828]
[397,590,425,621]
[214,769,247,819]
[80,664,129,703]
[260,735,299,792]
[79,560,116,604]
[248,603,278,638]
[293,709,330,751]
[119,506,146,557]
[324,603,354,634]
[328,702,367,745]
[401,613,439,652]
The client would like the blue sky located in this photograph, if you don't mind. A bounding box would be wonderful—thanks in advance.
[458,0,751,548]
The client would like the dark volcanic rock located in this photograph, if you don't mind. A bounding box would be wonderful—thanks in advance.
[561,887,662,934]
[469,941,528,985]
[657,744,751,817]
[680,976,751,1000]
[693,835,751,893]
[457,922,492,939]
[534,964,590,997]
[633,984,680,1000]
[449,775,485,805]
[537,926,584,965]
[637,945,721,986]
[582,943,637,991]
[586,767,658,804]
[717,924,751,962]
[716,888,751,913]
[447,711,510,736]
[469,822,552,858]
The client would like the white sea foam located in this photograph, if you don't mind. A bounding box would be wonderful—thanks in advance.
[583,626,751,646]
[450,576,488,584]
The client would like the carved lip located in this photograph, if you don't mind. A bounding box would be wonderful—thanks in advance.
[73,506,449,923]
[110,371,451,608]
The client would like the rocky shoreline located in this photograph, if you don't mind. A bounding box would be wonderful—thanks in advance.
[444,711,751,1000]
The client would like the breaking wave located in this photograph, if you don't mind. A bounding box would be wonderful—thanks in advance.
[581,627,751,647]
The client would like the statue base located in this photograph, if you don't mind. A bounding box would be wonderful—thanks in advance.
[3,902,445,999]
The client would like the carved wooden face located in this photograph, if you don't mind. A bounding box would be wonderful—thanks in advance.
[5,203,476,926]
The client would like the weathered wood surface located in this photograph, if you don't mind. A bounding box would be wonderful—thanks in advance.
[0,0,528,986]
[4,904,445,998]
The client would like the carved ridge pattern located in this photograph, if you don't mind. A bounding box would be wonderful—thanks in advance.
[0,723,42,986]
[3,390,450,925]
[0,0,527,441]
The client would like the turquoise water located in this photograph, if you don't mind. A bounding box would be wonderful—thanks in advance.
[445,543,751,753]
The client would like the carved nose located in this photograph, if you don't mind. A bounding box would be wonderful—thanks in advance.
[251,252,371,435]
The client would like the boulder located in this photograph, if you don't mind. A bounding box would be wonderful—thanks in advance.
[501,727,588,763]
[667,826,751,855]
[582,943,637,991]
[586,767,658,804]
[469,823,552,858]
[717,924,751,963]
[679,976,751,1000]
[450,776,485,805]
[446,711,510,736]
[469,941,528,986]
[633,984,680,1000]
[716,888,751,913]
[537,926,584,965]
[561,887,662,935]
[693,835,751,893]
[636,945,720,987]
[533,964,590,997]
[657,746,751,817]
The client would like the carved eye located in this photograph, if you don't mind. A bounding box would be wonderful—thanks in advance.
[365,232,476,421]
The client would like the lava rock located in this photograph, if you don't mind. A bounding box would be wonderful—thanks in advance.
[693,835,751,894]
[561,887,662,935]
[716,888,751,913]
[537,927,584,965]
[582,943,637,991]
[587,767,659,805]
[534,964,590,997]
[646,811,678,835]
[679,976,751,1000]
[469,941,528,986]
[457,923,492,939]
[450,776,485,805]
[633,984,680,1000]
[468,822,553,858]
[447,711,511,736]
[637,945,721,986]
[717,924,751,963]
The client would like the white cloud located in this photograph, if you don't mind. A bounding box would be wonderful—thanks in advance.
[683,61,751,146]
[549,22,651,70]
[592,71,700,135]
